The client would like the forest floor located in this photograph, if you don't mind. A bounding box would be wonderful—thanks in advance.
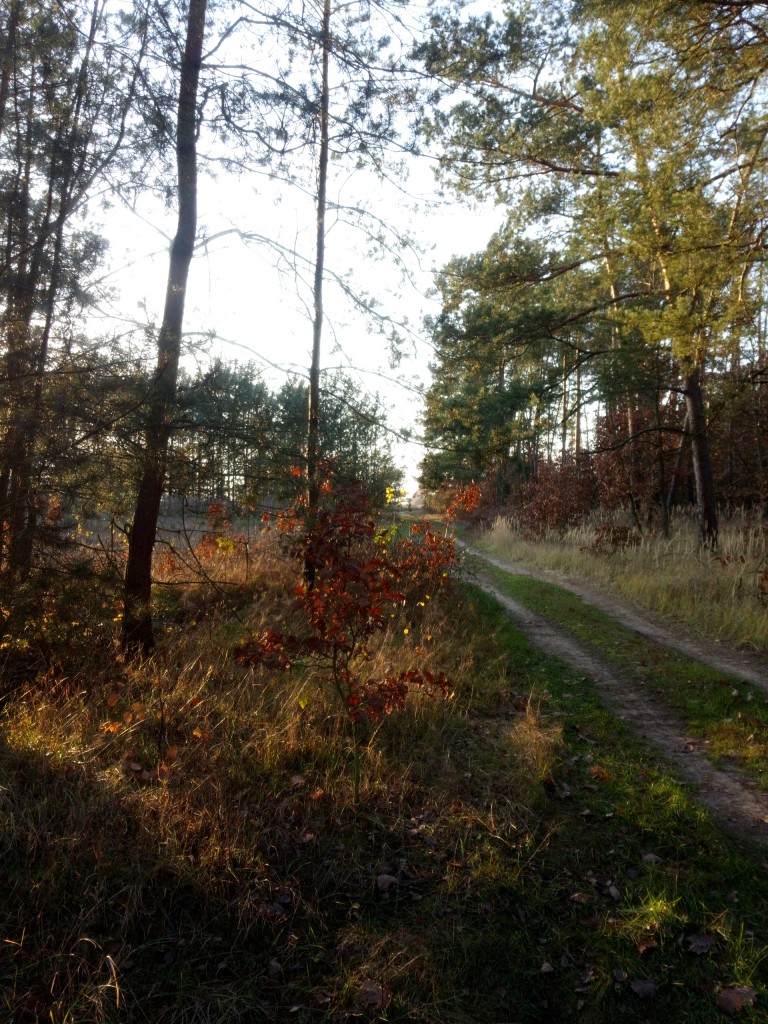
[459,540,768,848]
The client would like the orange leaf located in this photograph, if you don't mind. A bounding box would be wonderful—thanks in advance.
[123,711,134,725]
[99,721,121,733]
[107,692,120,708]
[166,745,179,760]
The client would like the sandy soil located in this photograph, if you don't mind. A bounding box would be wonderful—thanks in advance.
[460,542,768,849]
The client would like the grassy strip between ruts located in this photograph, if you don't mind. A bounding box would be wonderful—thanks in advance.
[472,557,768,793]
[0,583,766,1022]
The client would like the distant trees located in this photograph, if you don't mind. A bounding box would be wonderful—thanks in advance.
[418,0,768,539]
[165,362,402,508]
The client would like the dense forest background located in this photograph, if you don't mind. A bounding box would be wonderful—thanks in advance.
[3,0,768,647]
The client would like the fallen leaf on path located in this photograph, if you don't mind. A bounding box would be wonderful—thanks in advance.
[630,978,658,999]
[715,986,757,1015]
[360,980,389,1010]
[686,934,714,955]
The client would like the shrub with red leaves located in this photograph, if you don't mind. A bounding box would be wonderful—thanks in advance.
[445,482,483,524]
[235,480,453,733]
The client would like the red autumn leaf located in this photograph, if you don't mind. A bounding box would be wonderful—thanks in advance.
[107,692,120,708]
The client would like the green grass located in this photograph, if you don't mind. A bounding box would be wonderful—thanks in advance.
[0,557,767,1021]
[475,560,768,790]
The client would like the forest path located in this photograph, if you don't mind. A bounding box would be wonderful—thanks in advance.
[459,541,768,848]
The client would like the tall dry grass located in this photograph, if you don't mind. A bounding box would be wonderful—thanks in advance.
[0,523,561,1022]
[476,511,768,654]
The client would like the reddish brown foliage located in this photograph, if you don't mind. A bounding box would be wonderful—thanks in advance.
[510,461,596,539]
[235,480,454,724]
[445,483,483,523]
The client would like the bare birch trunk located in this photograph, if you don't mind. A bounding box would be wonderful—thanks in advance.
[305,0,331,587]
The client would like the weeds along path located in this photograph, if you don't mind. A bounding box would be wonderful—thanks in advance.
[460,543,768,848]
[460,542,768,690]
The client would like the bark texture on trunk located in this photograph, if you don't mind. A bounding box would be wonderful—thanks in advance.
[122,0,207,653]
[684,364,719,549]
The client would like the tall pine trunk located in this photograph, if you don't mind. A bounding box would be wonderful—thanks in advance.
[684,363,718,548]
[122,0,207,653]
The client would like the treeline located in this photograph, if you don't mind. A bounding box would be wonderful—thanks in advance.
[0,0,408,642]
[52,354,401,519]
[419,0,768,543]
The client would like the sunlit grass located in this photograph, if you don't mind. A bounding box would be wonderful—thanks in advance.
[476,512,768,654]
[1,541,767,1021]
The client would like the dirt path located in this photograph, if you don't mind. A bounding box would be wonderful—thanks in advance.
[460,542,768,848]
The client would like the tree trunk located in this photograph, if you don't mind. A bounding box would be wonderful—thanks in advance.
[122,0,207,654]
[305,0,331,586]
[684,364,718,548]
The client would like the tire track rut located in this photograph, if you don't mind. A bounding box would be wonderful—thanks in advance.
[463,545,768,848]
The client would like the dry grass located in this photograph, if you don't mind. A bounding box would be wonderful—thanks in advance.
[2,529,768,1020]
[0,530,564,1022]
[476,512,768,654]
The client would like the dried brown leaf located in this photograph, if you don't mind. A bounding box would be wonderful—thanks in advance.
[360,980,389,1010]
[630,978,657,999]
[686,934,714,955]
[715,986,757,1016]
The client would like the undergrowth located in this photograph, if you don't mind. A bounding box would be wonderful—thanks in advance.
[0,525,766,1021]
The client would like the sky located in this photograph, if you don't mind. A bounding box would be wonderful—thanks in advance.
[93,140,503,497]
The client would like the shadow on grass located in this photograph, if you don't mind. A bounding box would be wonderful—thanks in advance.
[0,585,767,1023]
[0,732,290,1023]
